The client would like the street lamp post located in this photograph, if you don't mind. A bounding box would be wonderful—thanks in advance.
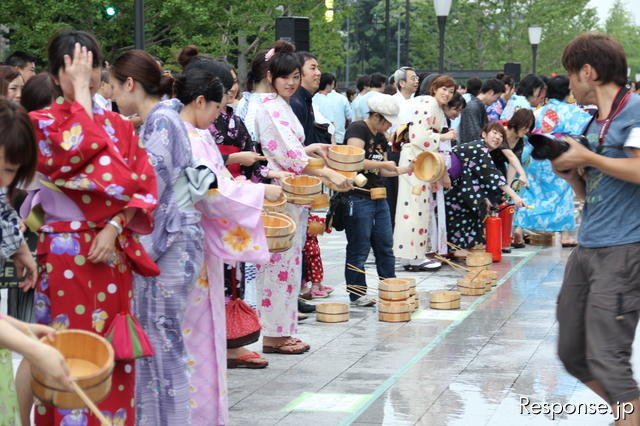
[433,0,452,74]
[396,16,401,69]
[528,25,542,75]
[135,0,144,50]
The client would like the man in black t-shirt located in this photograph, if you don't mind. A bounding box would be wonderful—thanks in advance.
[343,95,413,306]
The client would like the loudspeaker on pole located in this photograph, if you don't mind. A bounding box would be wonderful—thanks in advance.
[276,16,310,52]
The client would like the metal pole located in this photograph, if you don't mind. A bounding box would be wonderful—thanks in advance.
[437,16,447,73]
[531,44,538,74]
[404,0,410,64]
[385,0,390,74]
[397,18,401,69]
[135,0,144,50]
[345,17,350,88]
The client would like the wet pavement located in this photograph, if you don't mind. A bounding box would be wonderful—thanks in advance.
[228,230,633,425]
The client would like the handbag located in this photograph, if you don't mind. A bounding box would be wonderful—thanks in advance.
[105,279,154,360]
[226,269,261,348]
[326,192,350,232]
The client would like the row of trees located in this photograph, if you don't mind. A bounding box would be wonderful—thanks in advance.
[1,0,638,87]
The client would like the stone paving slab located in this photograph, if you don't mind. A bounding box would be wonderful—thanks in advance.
[228,229,636,425]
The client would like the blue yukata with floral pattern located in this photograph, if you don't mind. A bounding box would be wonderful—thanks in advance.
[514,99,592,232]
[134,99,205,426]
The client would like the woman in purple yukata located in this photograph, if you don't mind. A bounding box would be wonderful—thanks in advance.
[110,50,209,425]
[177,57,283,425]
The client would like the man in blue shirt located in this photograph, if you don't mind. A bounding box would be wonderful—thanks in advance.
[351,73,386,121]
[553,32,640,424]
[313,73,353,144]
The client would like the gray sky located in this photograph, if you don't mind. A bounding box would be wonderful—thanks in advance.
[588,0,640,26]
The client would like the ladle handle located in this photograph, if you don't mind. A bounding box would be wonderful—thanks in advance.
[71,381,112,426]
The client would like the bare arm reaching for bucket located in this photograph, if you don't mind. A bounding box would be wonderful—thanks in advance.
[0,315,72,389]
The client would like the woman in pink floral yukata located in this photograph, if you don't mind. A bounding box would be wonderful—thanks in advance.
[252,41,351,354]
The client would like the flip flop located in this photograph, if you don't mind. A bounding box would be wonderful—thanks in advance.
[227,352,269,369]
[320,285,334,294]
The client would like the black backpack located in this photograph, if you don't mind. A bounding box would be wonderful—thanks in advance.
[325,192,350,232]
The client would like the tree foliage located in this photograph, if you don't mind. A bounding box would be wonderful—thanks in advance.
[604,0,640,79]
[1,0,638,87]
[0,0,348,84]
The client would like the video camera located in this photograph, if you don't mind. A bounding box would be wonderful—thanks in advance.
[528,134,590,161]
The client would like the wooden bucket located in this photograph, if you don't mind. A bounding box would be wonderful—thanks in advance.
[307,220,325,236]
[307,156,325,169]
[316,303,349,323]
[327,145,365,172]
[408,295,417,312]
[263,198,287,213]
[457,280,486,296]
[310,193,330,210]
[414,151,445,182]
[528,232,554,246]
[262,212,295,237]
[430,290,461,310]
[467,264,491,273]
[282,175,322,203]
[370,187,387,200]
[379,278,410,301]
[379,300,412,322]
[466,251,493,267]
[397,277,416,289]
[477,269,498,280]
[31,330,114,409]
[324,170,355,192]
[262,212,296,252]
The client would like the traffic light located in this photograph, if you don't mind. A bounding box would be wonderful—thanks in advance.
[104,5,118,18]
[324,0,334,22]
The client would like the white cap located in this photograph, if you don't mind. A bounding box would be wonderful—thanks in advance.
[367,94,400,125]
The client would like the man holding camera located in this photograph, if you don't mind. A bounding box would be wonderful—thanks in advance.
[553,33,640,425]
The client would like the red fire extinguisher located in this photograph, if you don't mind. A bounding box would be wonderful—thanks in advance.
[498,203,515,252]
[485,215,502,263]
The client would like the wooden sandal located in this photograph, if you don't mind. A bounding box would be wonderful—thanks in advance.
[263,340,308,354]
[227,352,269,369]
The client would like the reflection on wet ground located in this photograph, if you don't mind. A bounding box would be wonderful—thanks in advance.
[229,232,627,425]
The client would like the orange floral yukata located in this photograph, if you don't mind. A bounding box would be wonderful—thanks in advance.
[28,99,159,426]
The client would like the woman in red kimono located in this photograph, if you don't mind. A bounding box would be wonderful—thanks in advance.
[22,30,159,426]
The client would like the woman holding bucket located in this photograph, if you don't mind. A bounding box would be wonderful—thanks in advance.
[343,94,413,306]
[24,30,159,425]
[393,75,458,271]
[252,41,350,354]
[178,57,279,424]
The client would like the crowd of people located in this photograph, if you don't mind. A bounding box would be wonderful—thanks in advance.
[1,28,640,425]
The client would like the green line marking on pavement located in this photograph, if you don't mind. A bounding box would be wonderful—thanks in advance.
[339,246,542,425]
[412,309,470,321]
[283,392,373,413]
[502,250,537,257]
